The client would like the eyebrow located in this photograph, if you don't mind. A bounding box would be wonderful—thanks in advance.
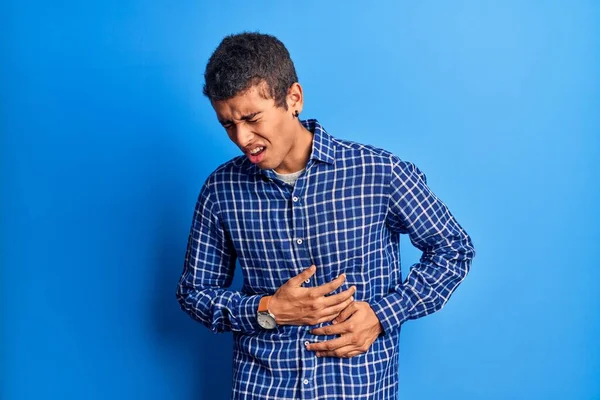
[219,111,261,125]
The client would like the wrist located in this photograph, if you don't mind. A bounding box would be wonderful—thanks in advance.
[257,295,277,330]
[266,294,278,315]
[258,295,272,313]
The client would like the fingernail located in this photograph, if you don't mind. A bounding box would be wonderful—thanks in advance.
[339,273,346,279]
[332,320,338,325]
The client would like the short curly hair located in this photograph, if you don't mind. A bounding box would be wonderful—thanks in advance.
[203,32,299,109]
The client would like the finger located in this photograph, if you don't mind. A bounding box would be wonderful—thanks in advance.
[306,336,351,352]
[315,295,355,324]
[321,286,356,308]
[313,303,351,325]
[287,265,316,286]
[316,346,365,358]
[312,273,347,296]
[332,301,359,324]
[310,320,350,336]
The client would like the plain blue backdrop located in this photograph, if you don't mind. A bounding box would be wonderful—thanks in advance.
[2,1,599,399]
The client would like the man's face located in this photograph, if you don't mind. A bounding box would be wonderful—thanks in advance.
[211,83,303,173]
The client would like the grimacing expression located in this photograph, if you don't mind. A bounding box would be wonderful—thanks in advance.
[211,83,304,173]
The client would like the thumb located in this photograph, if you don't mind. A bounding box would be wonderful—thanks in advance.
[289,265,316,286]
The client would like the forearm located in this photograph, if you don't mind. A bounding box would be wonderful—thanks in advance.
[178,178,263,333]
[372,234,474,334]
[176,283,262,334]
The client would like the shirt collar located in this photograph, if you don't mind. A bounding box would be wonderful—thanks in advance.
[246,118,335,176]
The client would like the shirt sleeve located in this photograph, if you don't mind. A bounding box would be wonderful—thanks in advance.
[176,178,262,334]
[371,157,475,335]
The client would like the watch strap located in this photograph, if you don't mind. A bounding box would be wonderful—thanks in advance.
[258,295,272,313]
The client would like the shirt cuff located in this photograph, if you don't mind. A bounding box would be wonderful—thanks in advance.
[371,291,411,335]
[232,294,263,333]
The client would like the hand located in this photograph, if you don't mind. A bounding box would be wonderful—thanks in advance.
[306,301,383,358]
[268,265,356,326]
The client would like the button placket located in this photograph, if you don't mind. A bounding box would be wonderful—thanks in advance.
[292,174,316,400]
[299,337,316,398]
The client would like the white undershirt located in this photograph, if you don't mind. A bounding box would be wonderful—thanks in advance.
[272,168,305,186]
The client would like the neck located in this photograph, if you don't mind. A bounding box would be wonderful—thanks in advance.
[274,122,313,174]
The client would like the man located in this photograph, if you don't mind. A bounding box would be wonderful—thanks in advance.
[177,32,475,400]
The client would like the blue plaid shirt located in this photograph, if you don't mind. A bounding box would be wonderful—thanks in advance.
[177,119,475,399]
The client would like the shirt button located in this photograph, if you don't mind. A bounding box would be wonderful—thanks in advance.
[303,379,309,385]
[296,239,303,244]
[292,196,299,202]
[304,278,310,284]
[304,341,310,346]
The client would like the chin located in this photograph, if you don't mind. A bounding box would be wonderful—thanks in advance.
[256,160,274,170]
[260,159,281,171]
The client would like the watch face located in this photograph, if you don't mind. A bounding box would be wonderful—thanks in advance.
[257,312,277,329]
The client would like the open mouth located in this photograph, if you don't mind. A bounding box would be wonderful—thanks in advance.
[249,146,265,156]
[247,146,266,164]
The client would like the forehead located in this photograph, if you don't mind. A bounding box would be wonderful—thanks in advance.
[212,84,274,119]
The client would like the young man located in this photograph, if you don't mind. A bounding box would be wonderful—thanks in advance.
[177,32,475,400]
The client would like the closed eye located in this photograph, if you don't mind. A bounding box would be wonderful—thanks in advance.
[219,112,261,128]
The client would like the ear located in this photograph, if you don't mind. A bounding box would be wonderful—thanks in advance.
[287,82,304,114]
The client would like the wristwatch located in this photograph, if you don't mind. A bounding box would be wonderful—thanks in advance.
[257,296,277,329]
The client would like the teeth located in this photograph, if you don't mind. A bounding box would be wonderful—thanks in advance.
[250,147,264,155]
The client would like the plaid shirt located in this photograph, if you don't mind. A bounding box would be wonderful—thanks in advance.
[177,119,475,399]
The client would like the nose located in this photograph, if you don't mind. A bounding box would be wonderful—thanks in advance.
[231,123,254,147]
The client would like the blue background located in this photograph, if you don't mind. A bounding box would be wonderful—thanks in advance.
[2,1,599,399]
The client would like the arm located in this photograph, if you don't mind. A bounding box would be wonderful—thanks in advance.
[176,180,356,334]
[308,158,475,357]
[370,158,476,334]
[176,180,261,334]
